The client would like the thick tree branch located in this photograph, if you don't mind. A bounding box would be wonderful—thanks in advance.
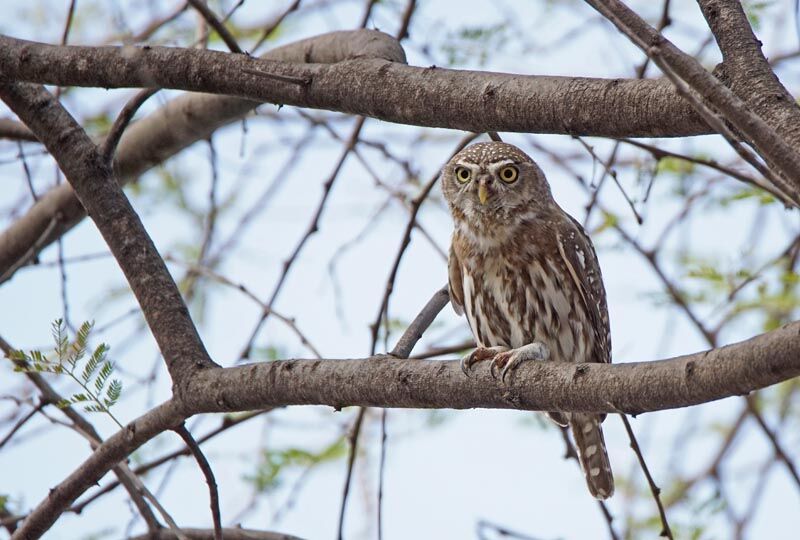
[0,34,709,138]
[584,0,800,200]
[11,287,800,537]
[0,29,404,284]
[697,0,800,146]
[11,399,185,539]
[178,320,800,415]
[0,81,215,385]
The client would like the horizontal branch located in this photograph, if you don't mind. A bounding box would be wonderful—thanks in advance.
[11,286,800,536]
[181,320,800,416]
[0,34,709,138]
[0,30,403,283]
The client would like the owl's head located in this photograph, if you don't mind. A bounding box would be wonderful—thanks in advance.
[441,142,553,221]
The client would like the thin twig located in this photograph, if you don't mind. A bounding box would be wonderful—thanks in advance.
[166,256,323,358]
[336,407,365,540]
[187,0,243,54]
[238,116,367,361]
[70,411,268,514]
[476,519,549,540]
[746,397,800,490]
[618,414,673,538]
[174,424,222,540]
[377,408,388,540]
[574,136,643,224]
[370,133,479,355]
[101,88,158,165]
[252,0,302,52]
[60,0,77,47]
[0,402,44,449]
[242,67,311,86]
[16,141,37,202]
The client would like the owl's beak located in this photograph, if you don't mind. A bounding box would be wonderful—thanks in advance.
[477,179,490,205]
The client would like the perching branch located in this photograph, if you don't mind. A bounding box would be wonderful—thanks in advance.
[177,319,800,416]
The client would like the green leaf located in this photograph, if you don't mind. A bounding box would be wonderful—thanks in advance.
[71,320,94,365]
[245,437,347,492]
[84,404,107,413]
[656,156,695,175]
[81,343,108,384]
[51,319,68,362]
[105,380,123,407]
[94,361,114,394]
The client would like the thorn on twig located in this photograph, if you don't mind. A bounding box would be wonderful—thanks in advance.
[242,67,312,86]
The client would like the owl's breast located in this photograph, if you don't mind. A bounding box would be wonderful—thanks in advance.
[460,250,593,362]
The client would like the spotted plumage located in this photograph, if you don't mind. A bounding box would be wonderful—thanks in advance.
[442,141,614,499]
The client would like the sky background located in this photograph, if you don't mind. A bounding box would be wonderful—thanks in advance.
[1,1,800,539]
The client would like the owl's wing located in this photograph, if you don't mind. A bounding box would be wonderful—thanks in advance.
[555,216,611,364]
[447,243,465,315]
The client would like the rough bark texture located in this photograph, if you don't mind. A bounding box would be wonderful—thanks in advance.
[10,315,800,538]
[698,0,800,147]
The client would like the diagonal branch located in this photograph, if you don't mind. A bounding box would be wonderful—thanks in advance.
[583,0,800,201]
[187,0,243,54]
[696,0,800,145]
[0,80,215,386]
[10,399,184,539]
[174,424,222,540]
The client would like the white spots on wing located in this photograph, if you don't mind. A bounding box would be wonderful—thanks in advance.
[462,273,480,345]
[596,487,609,497]
[590,467,601,477]
[585,444,598,457]
[583,422,594,434]
[576,246,586,270]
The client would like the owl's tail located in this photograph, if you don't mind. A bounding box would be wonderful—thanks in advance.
[570,413,614,500]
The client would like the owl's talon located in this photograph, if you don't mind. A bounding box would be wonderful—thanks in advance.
[461,346,509,377]
[492,342,551,384]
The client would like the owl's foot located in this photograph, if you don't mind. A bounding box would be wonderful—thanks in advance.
[490,341,550,382]
[460,346,509,376]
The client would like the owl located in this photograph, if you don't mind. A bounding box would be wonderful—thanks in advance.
[441,141,614,500]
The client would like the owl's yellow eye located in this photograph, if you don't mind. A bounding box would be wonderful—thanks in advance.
[455,166,471,183]
[498,165,519,183]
